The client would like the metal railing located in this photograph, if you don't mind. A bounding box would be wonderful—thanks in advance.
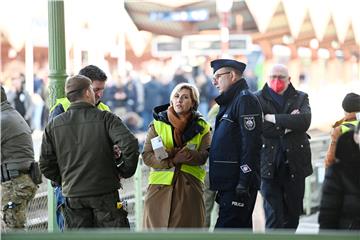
[304,136,330,215]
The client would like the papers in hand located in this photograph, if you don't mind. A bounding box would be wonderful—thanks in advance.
[151,136,169,160]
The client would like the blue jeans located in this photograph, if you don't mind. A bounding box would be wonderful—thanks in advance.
[54,186,65,231]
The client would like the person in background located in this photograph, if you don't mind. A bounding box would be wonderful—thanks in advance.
[40,75,139,229]
[209,59,263,229]
[324,92,360,168]
[1,86,39,231]
[256,64,312,230]
[142,75,165,131]
[7,73,34,128]
[203,104,219,228]
[142,83,211,229]
[319,123,360,230]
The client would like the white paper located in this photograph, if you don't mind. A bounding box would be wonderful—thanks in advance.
[151,136,168,160]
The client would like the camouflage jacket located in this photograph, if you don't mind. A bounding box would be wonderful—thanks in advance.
[1,101,34,170]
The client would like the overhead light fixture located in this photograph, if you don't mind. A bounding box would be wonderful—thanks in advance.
[282,35,294,45]
[310,38,319,49]
[216,0,233,13]
[331,40,339,49]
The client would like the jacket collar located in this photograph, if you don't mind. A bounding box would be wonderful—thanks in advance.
[152,103,206,144]
[68,101,96,110]
[215,78,248,106]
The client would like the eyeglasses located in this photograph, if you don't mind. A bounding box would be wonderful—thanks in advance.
[213,72,231,80]
[269,75,287,80]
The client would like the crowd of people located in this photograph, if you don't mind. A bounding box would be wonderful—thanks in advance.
[1,59,359,233]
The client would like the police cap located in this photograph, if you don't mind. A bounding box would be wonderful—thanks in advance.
[210,59,246,74]
[65,75,92,96]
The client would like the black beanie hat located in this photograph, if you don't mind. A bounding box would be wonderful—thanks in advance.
[342,92,360,113]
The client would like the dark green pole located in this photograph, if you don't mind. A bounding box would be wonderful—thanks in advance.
[48,0,67,107]
[47,0,67,232]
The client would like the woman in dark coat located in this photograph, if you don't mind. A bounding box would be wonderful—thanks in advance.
[318,124,360,230]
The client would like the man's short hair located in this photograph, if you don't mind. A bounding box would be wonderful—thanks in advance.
[65,75,92,102]
[79,65,107,82]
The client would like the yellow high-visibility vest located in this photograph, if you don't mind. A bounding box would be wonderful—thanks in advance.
[50,97,110,112]
[340,120,358,133]
[148,119,210,185]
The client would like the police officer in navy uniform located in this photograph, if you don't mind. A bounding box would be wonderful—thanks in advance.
[256,64,312,230]
[209,59,262,228]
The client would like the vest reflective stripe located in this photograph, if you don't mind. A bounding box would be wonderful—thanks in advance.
[148,169,175,185]
[50,97,110,112]
[50,98,70,112]
[97,102,111,111]
[149,119,210,185]
[340,120,358,133]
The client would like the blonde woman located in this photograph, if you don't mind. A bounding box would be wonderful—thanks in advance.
[142,83,211,229]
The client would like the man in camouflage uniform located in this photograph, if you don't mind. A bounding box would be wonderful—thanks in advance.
[1,86,38,231]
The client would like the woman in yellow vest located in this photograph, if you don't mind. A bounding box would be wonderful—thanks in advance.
[324,93,360,167]
[142,83,211,229]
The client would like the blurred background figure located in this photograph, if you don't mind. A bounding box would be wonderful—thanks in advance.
[195,72,218,117]
[244,69,258,93]
[6,73,34,129]
[318,123,360,230]
[170,67,189,89]
[32,72,49,131]
[324,93,360,168]
[141,74,166,131]
[203,104,219,229]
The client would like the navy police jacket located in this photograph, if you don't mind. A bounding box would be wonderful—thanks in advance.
[209,79,262,191]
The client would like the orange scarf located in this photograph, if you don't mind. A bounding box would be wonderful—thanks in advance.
[167,105,192,147]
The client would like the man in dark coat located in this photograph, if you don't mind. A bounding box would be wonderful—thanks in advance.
[39,75,139,229]
[209,59,263,228]
[256,64,312,230]
[319,123,360,230]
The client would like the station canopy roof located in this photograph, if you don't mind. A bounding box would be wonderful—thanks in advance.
[0,0,359,54]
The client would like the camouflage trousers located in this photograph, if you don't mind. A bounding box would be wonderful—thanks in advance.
[63,191,130,229]
[1,174,37,231]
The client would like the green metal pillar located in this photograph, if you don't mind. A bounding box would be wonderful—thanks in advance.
[47,0,67,232]
[48,0,67,107]
[134,159,143,231]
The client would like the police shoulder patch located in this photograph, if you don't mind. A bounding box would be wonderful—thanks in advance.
[240,164,252,173]
[243,116,255,131]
